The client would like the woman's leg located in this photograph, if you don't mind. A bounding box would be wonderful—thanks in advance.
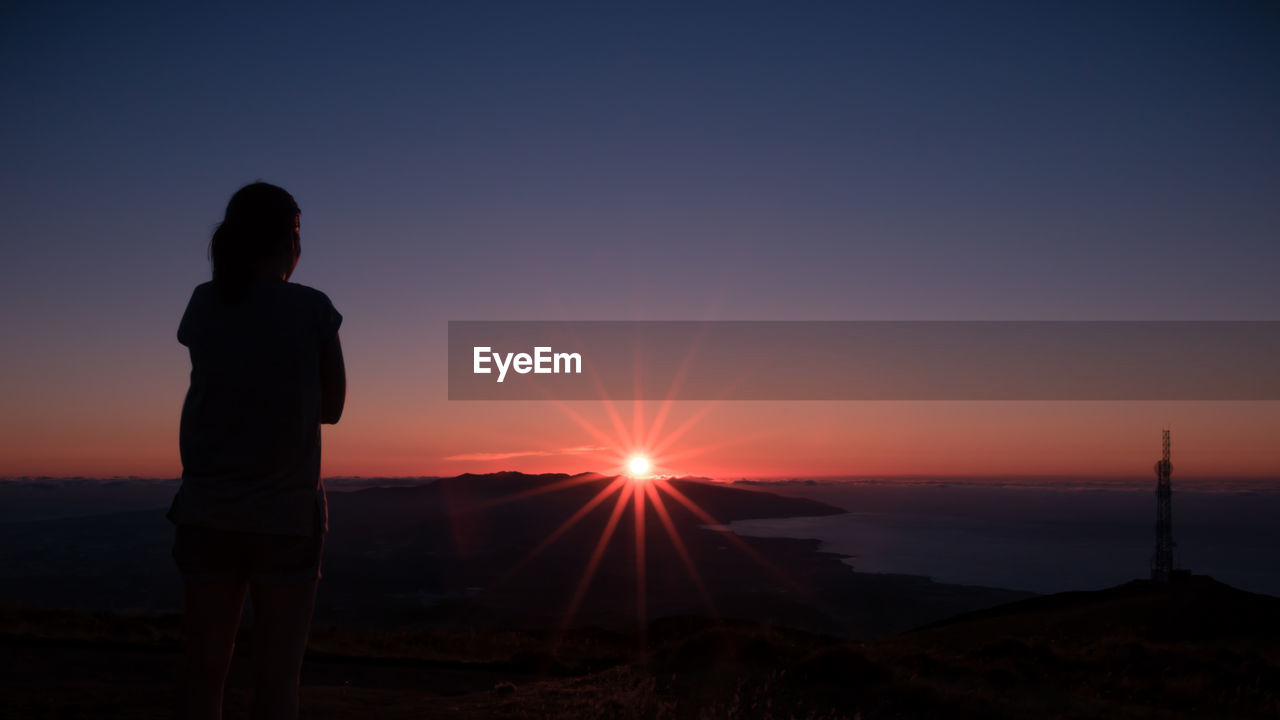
[181,580,249,720]
[248,580,317,720]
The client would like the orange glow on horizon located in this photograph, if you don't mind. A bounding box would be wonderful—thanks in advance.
[3,370,1280,482]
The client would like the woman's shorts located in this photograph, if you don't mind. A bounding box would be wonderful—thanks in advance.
[173,522,324,585]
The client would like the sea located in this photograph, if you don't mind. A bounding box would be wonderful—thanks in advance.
[4,475,1277,598]
[727,477,1280,596]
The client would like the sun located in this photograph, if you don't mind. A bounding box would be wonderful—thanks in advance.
[628,455,651,477]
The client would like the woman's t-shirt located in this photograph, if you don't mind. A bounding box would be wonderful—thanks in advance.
[168,281,341,537]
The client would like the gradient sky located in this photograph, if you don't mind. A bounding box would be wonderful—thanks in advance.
[2,2,1277,479]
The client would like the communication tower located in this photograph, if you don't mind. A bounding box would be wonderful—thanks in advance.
[1150,429,1173,582]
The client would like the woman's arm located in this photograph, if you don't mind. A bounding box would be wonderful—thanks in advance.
[320,333,346,424]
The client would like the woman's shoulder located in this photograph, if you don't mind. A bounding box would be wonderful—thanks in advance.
[281,283,342,338]
[188,280,216,298]
[186,280,338,319]
[280,282,337,310]
[180,281,217,316]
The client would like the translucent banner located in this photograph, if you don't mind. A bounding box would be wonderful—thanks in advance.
[447,321,1280,400]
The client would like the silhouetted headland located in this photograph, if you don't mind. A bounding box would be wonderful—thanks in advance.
[0,472,1028,636]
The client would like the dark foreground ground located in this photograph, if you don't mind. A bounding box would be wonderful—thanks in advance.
[4,574,1278,719]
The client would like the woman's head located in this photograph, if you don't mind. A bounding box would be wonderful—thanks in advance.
[209,182,301,299]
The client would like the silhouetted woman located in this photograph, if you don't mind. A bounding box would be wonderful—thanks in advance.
[168,182,345,719]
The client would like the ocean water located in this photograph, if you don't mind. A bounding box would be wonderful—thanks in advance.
[727,479,1280,596]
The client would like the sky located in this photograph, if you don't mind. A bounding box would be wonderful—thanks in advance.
[1,1,1277,479]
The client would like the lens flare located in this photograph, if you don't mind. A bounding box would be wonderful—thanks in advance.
[475,343,798,646]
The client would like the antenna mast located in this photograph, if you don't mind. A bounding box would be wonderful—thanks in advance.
[1150,429,1173,581]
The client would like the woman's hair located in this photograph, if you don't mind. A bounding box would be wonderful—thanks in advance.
[209,182,301,301]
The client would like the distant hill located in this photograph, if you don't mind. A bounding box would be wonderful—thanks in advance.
[0,477,178,523]
[912,572,1280,643]
[0,472,1029,637]
[0,475,441,523]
